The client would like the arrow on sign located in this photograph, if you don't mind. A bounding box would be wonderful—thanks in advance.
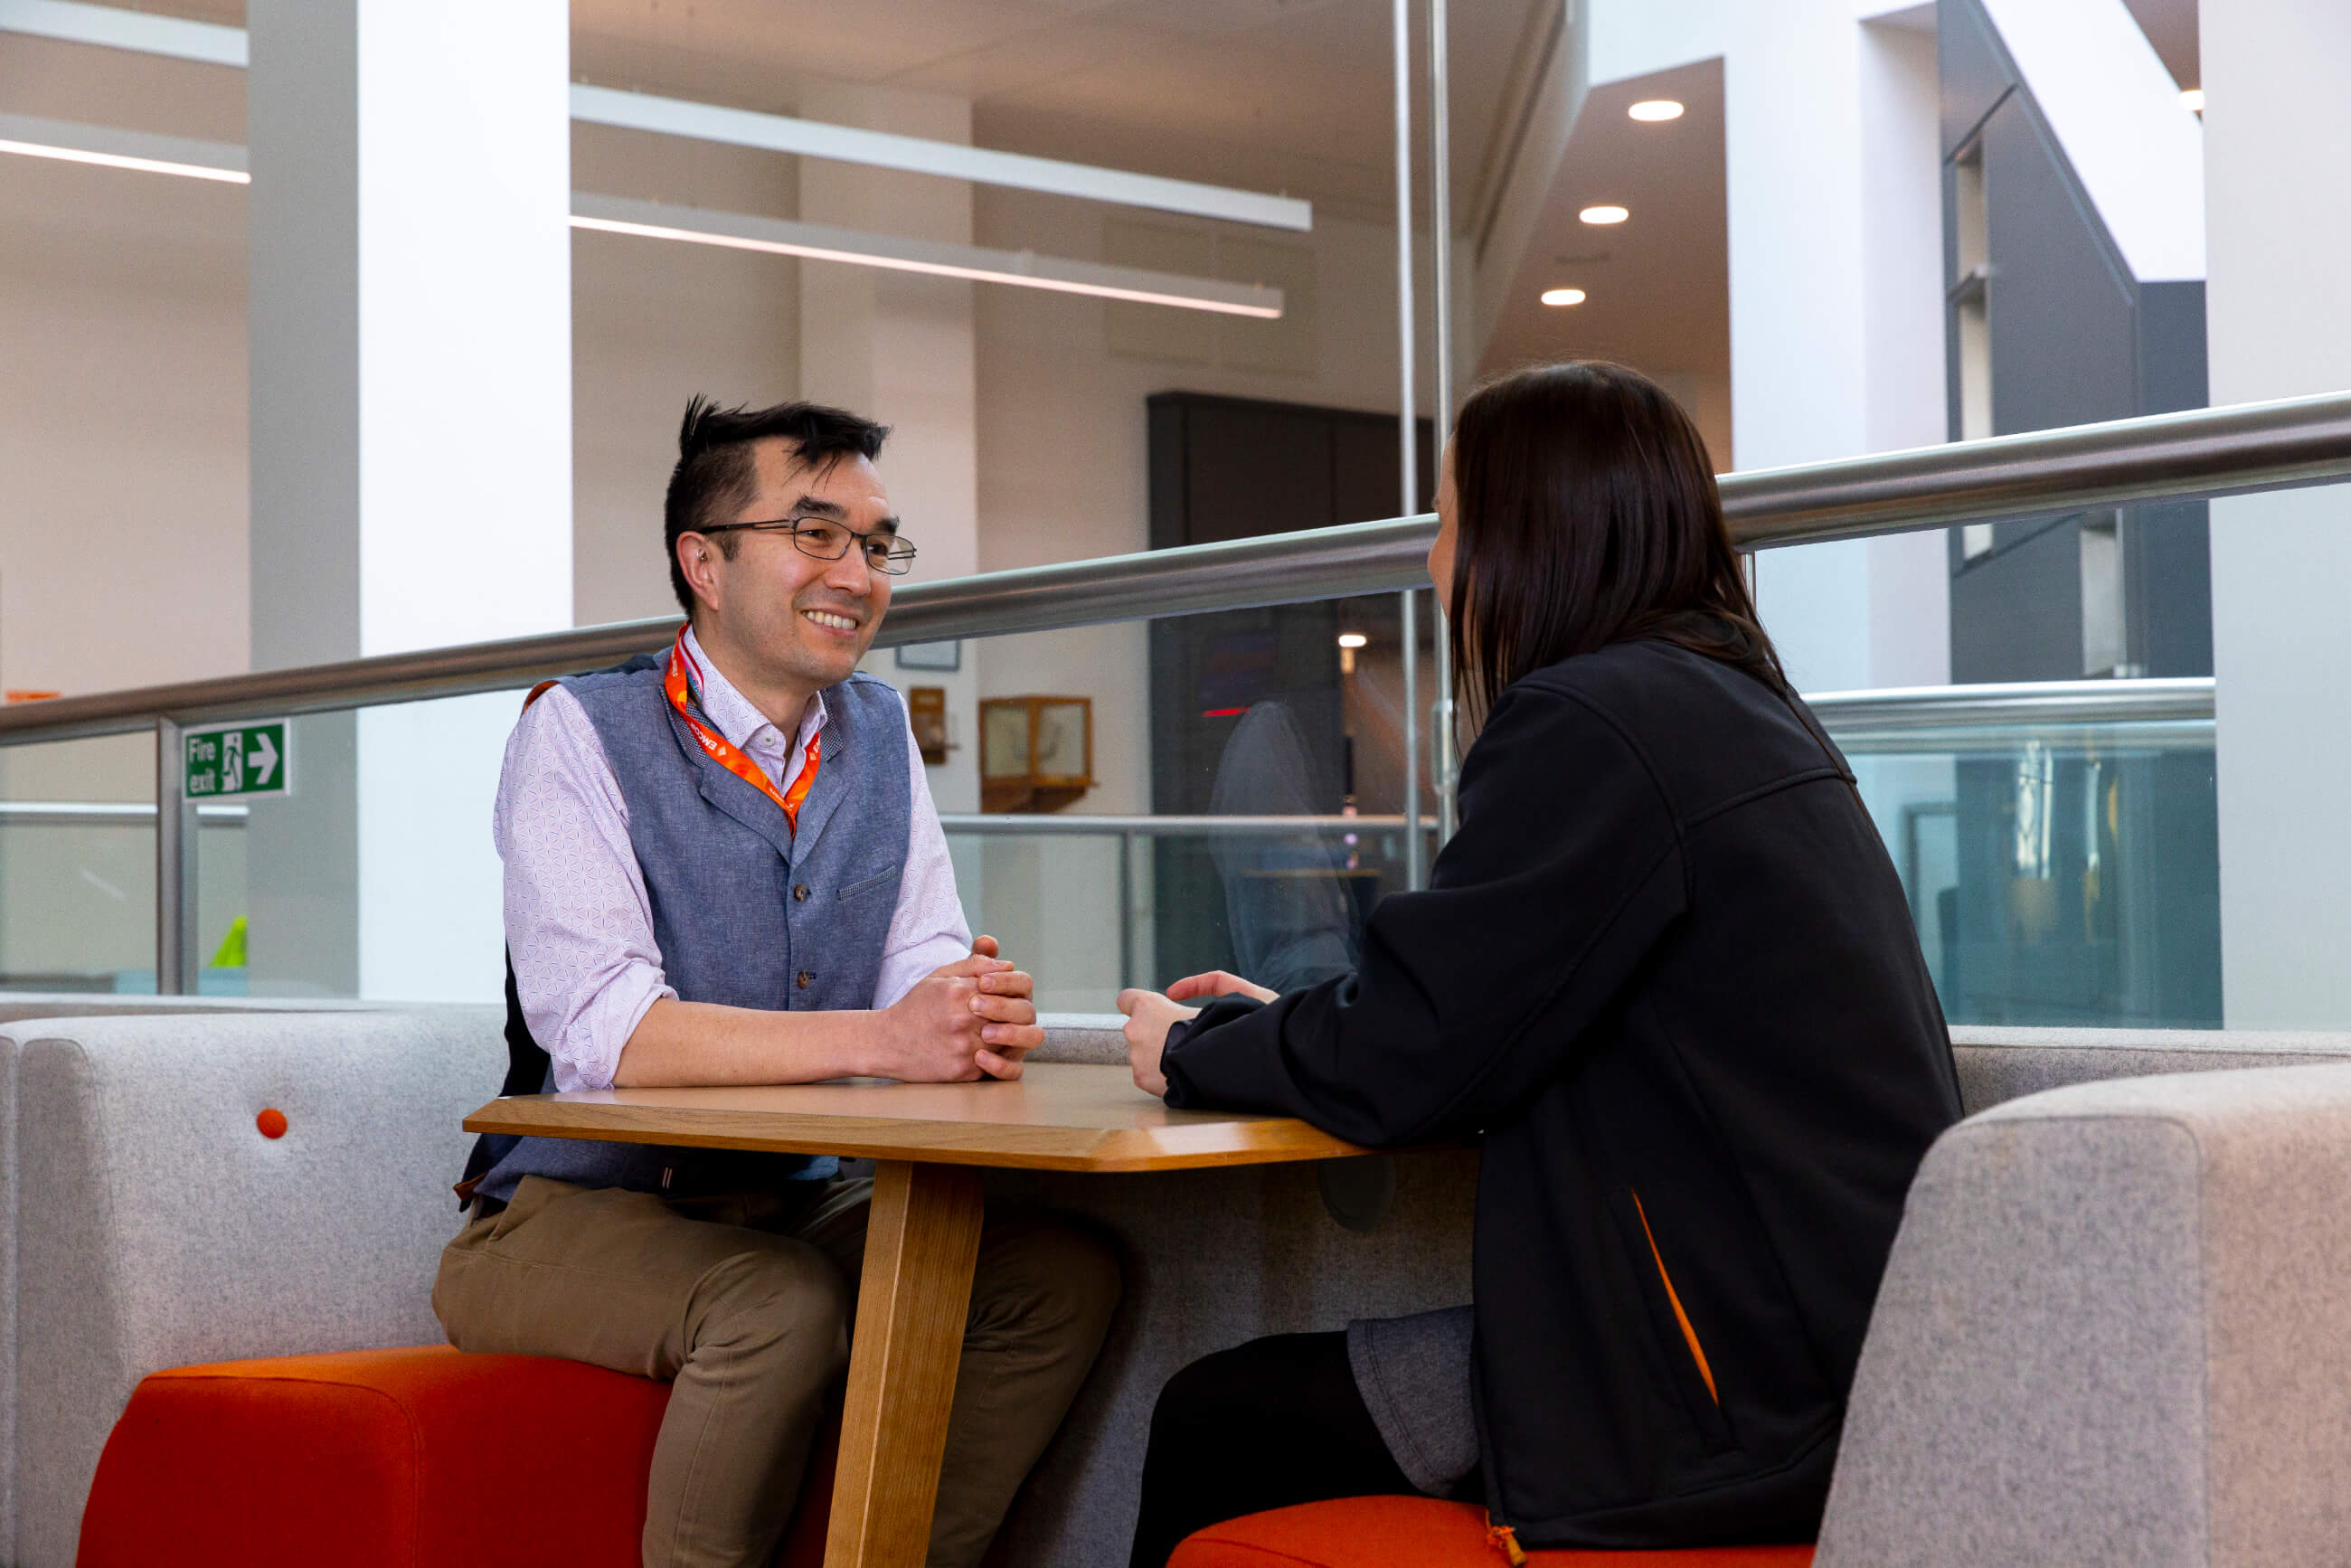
[250,730,279,786]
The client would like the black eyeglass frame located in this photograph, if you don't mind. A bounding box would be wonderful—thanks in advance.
[694,515,918,576]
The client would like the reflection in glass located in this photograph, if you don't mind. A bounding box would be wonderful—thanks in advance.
[1206,702,1357,992]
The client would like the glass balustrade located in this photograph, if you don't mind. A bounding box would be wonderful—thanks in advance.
[1822,691,2218,1028]
[0,593,2219,1029]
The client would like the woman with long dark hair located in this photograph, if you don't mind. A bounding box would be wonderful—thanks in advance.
[1118,363,1961,1563]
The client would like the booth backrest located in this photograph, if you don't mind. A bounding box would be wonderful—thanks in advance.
[5,1007,502,1568]
[0,996,388,1568]
[1817,1061,2351,1566]
[14,1012,2351,1568]
[1951,1024,2351,1113]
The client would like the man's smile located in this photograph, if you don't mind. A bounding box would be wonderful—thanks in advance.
[801,607,863,635]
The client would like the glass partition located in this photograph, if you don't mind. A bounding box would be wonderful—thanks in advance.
[0,732,156,993]
[1827,703,2218,1028]
[0,626,2229,1026]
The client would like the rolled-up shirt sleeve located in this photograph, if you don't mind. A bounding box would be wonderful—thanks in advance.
[493,686,675,1092]
[872,720,975,1007]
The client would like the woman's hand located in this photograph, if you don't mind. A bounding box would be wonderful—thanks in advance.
[1115,988,1201,1098]
[1165,970,1279,1005]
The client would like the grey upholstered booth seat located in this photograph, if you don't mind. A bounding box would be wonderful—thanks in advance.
[5,1006,502,1568]
[1026,1012,1129,1064]
[0,995,393,1568]
[18,1009,2351,1568]
[1815,1061,2351,1567]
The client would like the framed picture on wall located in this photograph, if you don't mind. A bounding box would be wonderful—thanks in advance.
[893,640,961,672]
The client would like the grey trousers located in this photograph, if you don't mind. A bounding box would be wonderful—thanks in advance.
[1347,1303,1478,1496]
[433,1174,1121,1568]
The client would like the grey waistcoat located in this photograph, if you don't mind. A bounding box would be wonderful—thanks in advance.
[474,655,912,1204]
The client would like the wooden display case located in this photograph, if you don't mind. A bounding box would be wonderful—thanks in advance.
[978,695,1094,814]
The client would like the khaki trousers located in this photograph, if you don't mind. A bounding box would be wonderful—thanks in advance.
[433,1174,1119,1568]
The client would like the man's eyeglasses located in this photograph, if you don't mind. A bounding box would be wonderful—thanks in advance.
[696,516,917,576]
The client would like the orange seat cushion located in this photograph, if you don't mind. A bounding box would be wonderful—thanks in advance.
[77,1345,838,1568]
[1169,1497,1816,1568]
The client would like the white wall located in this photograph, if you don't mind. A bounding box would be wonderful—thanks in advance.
[2202,0,2351,1026]
[571,123,803,628]
[0,38,248,701]
[1859,14,1950,690]
[1724,3,1874,693]
[1715,1,1947,695]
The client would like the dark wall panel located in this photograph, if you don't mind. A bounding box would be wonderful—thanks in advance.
[1952,517,2082,682]
[1981,97,2139,437]
[1938,0,2015,157]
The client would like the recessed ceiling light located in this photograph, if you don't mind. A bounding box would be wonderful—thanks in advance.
[1337,633,1369,649]
[1579,204,1629,225]
[2180,89,2205,113]
[1540,288,1587,307]
[1629,99,1685,123]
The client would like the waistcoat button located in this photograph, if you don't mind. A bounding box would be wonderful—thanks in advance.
[796,970,812,989]
[793,884,810,902]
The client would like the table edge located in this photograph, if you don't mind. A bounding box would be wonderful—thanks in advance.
[462,1099,1374,1174]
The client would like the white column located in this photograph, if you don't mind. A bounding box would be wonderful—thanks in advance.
[1721,1,1946,694]
[1725,2,1873,694]
[246,0,571,999]
[1858,14,1951,690]
[2203,0,2351,1025]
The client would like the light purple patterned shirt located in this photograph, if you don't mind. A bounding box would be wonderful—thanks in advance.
[492,627,972,1091]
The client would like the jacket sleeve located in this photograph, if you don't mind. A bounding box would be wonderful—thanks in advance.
[1161,682,1686,1146]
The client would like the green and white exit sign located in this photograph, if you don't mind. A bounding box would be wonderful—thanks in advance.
[185,722,291,798]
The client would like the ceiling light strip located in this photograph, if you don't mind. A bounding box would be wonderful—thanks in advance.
[0,5,1312,232]
[570,194,1282,318]
[0,0,244,65]
[0,128,1275,316]
[570,85,1310,233]
[0,110,247,181]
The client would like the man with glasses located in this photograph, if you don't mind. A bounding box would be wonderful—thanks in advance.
[437,398,1120,1568]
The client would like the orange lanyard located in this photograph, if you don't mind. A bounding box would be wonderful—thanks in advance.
[665,629,822,835]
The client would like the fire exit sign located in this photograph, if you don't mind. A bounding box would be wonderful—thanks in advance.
[184,722,290,798]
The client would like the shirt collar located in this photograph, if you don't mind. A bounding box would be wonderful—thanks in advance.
[682,625,827,754]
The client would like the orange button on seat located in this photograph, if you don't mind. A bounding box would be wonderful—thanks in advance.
[1169,1497,1816,1568]
[78,1345,839,1568]
[254,1108,288,1139]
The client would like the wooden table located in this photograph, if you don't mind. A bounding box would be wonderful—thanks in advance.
[465,1063,1366,1568]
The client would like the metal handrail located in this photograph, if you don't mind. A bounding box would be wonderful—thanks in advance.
[937,813,1430,837]
[1806,676,2214,731]
[1,390,2346,748]
[0,801,249,826]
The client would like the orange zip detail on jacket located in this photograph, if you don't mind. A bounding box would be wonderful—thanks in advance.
[1485,1516,1527,1565]
[1630,1188,1720,1405]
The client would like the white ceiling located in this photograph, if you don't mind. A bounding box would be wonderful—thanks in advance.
[566,0,1539,224]
[96,0,1539,224]
[1478,58,1728,384]
[90,0,1731,390]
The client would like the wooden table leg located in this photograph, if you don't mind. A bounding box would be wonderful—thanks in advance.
[824,1158,986,1568]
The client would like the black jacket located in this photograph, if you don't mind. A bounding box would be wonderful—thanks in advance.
[1162,641,1960,1547]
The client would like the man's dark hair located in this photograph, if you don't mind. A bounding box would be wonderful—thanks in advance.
[663,396,891,615]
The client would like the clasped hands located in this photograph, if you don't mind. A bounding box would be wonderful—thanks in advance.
[1117,970,1278,1097]
[874,934,1043,1081]
[876,948,1281,1091]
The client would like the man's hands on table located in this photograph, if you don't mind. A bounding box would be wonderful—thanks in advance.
[1117,970,1277,1098]
[870,934,1043,1082]
[610,934,1041,1088]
